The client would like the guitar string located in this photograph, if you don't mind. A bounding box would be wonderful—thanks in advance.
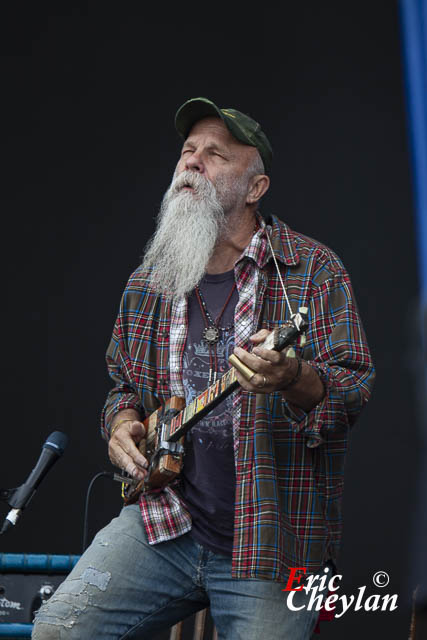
[265,225,295,318]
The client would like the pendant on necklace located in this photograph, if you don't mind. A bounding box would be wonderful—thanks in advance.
[202,326,220,346]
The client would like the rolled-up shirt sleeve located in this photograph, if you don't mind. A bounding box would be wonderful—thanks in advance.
[100,294,144,441]
[282,267,375,447]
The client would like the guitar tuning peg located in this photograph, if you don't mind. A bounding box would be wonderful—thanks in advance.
[299,335,307,347]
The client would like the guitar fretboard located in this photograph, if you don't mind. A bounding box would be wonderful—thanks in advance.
[166,312,309,443]
[167,367,238,442]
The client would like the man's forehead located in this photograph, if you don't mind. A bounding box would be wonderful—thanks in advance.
[185,116,240,146]
[184,116,257,166]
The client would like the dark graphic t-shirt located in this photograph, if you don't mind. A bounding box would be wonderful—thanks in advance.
[178,269,238,555]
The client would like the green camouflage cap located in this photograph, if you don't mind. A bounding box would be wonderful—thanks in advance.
[175,97,273,174]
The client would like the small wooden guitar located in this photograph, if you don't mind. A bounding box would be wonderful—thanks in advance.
[123,307,309,504]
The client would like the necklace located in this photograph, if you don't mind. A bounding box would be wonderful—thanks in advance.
[195,279,236,385]
[195,281,236,347]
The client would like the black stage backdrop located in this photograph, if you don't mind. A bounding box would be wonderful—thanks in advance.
[1,3,420,639]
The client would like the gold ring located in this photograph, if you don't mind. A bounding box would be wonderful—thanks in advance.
[258,374,268,388]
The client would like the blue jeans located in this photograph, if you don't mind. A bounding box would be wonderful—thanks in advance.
[32,504,320,639]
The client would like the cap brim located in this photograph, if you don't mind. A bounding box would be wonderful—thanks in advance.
[175,98,225,139]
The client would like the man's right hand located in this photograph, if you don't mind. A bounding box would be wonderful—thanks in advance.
[108,418,148,482]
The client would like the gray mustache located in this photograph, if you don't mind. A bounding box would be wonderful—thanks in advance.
[171,171,212,195]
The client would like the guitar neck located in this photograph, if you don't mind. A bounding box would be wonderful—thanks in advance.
[167,368,238,442]
[167,309,309,443]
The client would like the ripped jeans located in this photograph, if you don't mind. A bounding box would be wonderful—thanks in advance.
[32,503,321,640]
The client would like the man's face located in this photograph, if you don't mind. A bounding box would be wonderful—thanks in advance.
[141,116,260,300]
[174,116,257,213]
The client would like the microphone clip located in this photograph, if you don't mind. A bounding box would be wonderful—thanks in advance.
[0,485,35,510]
[0,487,19,506]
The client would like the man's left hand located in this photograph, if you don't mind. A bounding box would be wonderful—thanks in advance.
[233,329,300,394]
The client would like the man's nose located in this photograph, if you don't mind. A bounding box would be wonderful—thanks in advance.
[185,152,204,173]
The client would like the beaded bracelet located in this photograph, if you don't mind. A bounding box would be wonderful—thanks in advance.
[282,357,303,391]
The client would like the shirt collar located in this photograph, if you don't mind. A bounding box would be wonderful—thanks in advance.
[237,213,300,269]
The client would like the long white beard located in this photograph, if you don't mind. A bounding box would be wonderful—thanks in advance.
[142,170,228,300]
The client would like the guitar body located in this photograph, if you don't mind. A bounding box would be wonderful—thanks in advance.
[124,396,186,504]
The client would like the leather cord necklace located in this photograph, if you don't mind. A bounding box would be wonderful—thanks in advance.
[195,280,236,385]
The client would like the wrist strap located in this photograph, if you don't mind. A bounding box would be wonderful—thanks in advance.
[282,357,302,391]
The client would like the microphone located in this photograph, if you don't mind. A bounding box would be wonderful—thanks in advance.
[0,431,68,534]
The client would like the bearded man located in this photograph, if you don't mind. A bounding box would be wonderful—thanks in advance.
[33,98,375,640]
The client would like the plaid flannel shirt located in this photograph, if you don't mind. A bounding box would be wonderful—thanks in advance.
[101,214,375,581]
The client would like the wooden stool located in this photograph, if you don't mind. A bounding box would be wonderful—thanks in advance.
[169,608,217,640]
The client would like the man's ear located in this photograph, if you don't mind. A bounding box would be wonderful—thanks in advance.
[246,174,270,205]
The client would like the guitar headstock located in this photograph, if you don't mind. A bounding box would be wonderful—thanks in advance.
[229,307,309,380]
[273,307,309,352]
[256,307,309,353]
